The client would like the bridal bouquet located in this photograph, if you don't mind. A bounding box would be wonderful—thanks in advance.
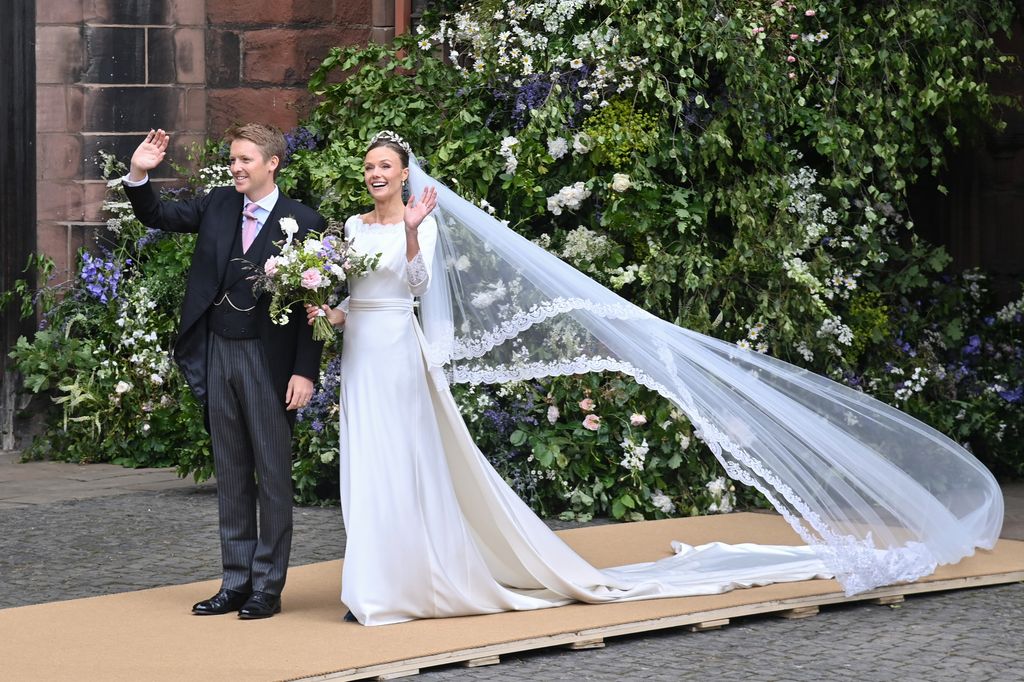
[253,218,380,342]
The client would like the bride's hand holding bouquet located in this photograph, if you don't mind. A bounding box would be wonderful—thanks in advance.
[254,220,379,342]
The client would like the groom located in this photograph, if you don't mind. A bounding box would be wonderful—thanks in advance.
[122,125,326,619]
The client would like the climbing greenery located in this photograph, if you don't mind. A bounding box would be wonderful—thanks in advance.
[7,1,1022,516]
[282,0,1022,517]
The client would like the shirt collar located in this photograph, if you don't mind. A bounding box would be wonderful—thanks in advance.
[245,186,280,216]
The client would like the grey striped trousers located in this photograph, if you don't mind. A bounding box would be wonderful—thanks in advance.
[207,333,293,596]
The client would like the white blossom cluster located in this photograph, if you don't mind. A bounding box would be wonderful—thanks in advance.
[619,436,649,471]
[737,321,769,353]
[784,166,832,252]
[801,30,830,44]
[961,269,986,303]
[650,489,676,514]
[893,366,928,402]
[420,1,646,111]
[198,164,233,193]
[817,315,854,347]
[560,226,613,267]
[547,136,569,159]
[996,290,1024,322]
[499,136,519,174]
[795,340,814,362]
[825,267,860,300]
[607,264,639,289]
[546,181,591,215]
[705,476,735,514]
[108,286,173,432]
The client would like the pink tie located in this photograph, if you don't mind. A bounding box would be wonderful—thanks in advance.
[241,202,259,253]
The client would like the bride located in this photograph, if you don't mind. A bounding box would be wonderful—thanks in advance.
[308,131,1003,626]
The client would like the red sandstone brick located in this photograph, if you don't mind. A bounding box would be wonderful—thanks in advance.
[207,88,315,133]
[36,134,84,181]
[36,86,68,132]
[174,28,206,83]
[369,0,392,27]
[242,27,370,85]
[36,222,73,279]
[36,26,85,84]
[370,26,395,45]
[83,181,110,223]
[36,0,84,24]
[181,88,208,133]
[36,181,84,222]
[208,0,334,25]
[67,86,85,131]
[170,0,206,26]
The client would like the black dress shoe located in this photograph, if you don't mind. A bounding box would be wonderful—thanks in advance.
[192,588,250,615]
[343,610,358,623]
[238,591,282,619]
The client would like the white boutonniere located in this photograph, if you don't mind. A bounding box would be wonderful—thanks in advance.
[279,216,300,246]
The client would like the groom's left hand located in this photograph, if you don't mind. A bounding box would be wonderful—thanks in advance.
[285,375,314,411]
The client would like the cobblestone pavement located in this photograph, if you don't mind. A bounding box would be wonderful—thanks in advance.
[2,481,1023,681]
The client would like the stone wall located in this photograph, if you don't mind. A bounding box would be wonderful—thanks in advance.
[33,0,388,280]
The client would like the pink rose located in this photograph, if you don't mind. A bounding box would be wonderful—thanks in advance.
[630,413,647,426]
[264,256,279,277]
[300,268,323,290]
[787,55,797,63]
[805,9,816,16]
[579,398,595,412]
[790,33,799,40]
[582,414,601,431]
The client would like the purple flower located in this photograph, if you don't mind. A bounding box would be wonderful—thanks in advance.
[962,335,982,357]
[284,127,320,164]
[79,251,125,304]
[998,386,1023,404]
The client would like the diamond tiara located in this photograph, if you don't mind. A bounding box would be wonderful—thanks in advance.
[369,130,414,158]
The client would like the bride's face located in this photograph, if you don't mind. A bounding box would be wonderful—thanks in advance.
[364,147,409,203]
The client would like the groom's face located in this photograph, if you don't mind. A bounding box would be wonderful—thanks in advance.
[229,139,279,200]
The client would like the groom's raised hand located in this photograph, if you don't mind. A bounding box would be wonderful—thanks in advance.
[129,129,170,182]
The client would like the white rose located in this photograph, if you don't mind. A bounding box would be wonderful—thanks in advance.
[611,173,631,192]
[115,381,131,394]
[629,413,647,426]
[302,238,323,255]
[547,136,569,160]
[279,217,300,245]
[547,405,559,424]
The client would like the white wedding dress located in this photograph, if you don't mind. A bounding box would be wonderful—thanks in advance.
[337,215,833,626]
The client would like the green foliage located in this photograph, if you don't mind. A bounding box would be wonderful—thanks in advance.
[7,0,1022,513]
[8,165,212,476]
[278,0,1021,513]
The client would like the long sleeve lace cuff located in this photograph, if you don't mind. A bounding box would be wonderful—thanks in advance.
[407,252,429,292]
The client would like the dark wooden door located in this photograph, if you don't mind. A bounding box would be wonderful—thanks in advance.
[0,0,37,449]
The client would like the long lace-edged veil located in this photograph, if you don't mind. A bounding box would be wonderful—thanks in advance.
[408,153,1003,596]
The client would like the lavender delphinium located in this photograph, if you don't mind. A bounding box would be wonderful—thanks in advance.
[298,354,343,424]
[79,251,127,304]
[284,127,320,164]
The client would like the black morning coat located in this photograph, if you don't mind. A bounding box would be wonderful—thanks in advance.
[123,181,327,420]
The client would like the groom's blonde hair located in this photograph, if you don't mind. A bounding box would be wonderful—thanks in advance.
[224,123,287,177]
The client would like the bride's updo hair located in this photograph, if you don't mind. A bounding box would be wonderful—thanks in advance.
[368,130,413,168]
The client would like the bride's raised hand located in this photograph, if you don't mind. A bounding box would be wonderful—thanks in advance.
[404,186,437,233]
